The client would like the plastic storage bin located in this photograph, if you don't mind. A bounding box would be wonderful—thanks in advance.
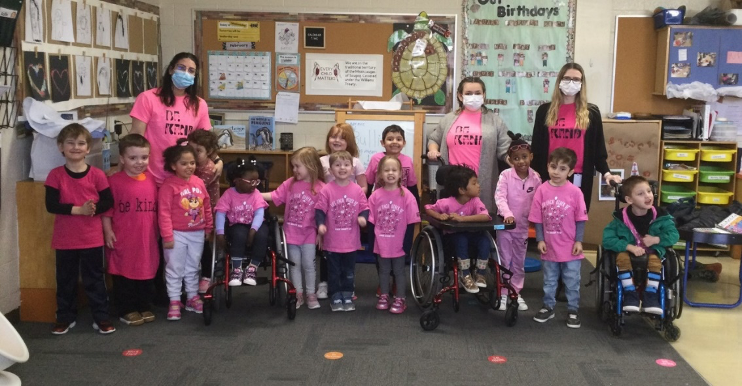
[697,186,734,204]
[700,146,736,162]
[660,185,697,203]
[654,9,685,29]
[699,165,734,183]
[662,168,697,182]
[664,145,699,161]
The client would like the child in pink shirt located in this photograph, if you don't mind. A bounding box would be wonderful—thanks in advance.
[158,139,213,321]
[369,156,420,314]
[425,165,492,295]
[315,151,369,312]
[528,147,588,329]
[262,147,325,310]
[102,134,159,326]
[215,160,270,289]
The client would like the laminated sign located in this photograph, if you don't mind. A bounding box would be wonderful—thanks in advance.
[218,21,260,42]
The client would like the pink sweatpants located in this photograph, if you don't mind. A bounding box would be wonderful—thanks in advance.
[496,231,527,296]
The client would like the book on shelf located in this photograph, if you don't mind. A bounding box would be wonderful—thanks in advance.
[717,213,742,234]
[248,116,275,150]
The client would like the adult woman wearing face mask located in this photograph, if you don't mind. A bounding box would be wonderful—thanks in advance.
[427,76,511,213]
[130,52,211,186]
[531,63,621,211]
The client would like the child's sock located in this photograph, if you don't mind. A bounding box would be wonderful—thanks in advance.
[476,259,488,275]
[231,257,243,270]
[457,258,471,273]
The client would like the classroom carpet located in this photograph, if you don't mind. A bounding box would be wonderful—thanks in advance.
[8,260,707,386]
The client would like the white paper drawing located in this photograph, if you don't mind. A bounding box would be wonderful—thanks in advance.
[74,55,92,96]
[95,7,111,47]
[275,22,299,53]
[76,3,92,45]
[51,0,75,42]
[114,12,129,50]
[25,0,44,43]
[97,57,111,95]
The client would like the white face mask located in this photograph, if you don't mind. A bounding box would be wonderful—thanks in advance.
[462,94,484,111]
[559,80,582,96]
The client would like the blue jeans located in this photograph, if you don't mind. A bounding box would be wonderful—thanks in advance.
[542,260,582,312]
[450,231,491,261]
[326,251,356,302]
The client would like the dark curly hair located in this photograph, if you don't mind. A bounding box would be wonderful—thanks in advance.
[507,130,531,156]
[187,129,219,157]
[162,138,196,173]
[225,158,260,186]
[443,164,477,198]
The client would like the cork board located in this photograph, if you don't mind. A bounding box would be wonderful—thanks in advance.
[128,14,143,54]
[195,11,456,113]
[142,18,158,55]
[613,16,692,115]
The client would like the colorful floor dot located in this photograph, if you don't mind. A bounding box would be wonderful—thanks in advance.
[122,349,142,357]
[488,355,507,364]
[656,358,676,367]
[324,351,343,360]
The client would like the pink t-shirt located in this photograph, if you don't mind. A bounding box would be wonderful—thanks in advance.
[271,178,326,245]
[320,155,365,184]
[315,181,369,253]
[368,187,420,258]
[104,171,159,279]
[528,181,588,262]
[547,103,585,173]
[215,187,269,227]
[425,196,491,219]
[365,152,418,189]
[158,175,213,243]
[45,166,110,250]
[446,110,483,175]
[130,89,211,185]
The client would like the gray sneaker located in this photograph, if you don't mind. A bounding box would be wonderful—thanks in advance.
[533,306,555,323]
[343,299,355,312]
[566,311,581,328]
[331,299,344,312]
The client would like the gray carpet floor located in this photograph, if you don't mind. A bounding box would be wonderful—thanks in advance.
[8,259,707,386]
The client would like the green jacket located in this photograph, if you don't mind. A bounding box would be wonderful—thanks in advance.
[602,207,679,259]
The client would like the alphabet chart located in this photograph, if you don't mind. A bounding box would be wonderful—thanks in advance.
[207,51,271,100]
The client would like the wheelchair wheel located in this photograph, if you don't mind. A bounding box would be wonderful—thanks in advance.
[212,284,222,312]
[287,293,297,320]
[663,322,681,342]
[452,292,460,313]
[664,249,684,320]
[420,310,440,331]
[504,302,518,327]
[226,285,233,309]
[610,315,622,336]
[410,226,444,308]
[273,222,291,307]
[203,299,213,326]
[269,282,277,306]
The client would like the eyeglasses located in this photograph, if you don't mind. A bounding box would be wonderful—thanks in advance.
[561,77,582,84]
[509,144,531,151]
[236,178,261,187]
[174,64,197,74]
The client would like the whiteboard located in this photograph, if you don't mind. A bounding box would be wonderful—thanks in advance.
[346,120,415,168]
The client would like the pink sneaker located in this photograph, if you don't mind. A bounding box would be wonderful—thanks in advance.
[198,277,211,294]
[376,294,390,310]
[185,295,203,314]
[167,301,182,321]
[389,297,406,314]
[295,293,305,309]
[306,294,320,309]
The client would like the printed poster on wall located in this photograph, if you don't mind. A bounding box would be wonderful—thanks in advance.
[463,0,576,141]
[217,21,260,42]
[276,53,300,92]
[207,51,271,100]
[305,53,383,96]
[275,22,298,53]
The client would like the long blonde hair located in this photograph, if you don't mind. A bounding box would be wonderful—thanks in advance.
[290,146,324,194]
[545,63,589,129]
[325,123,359,157]
[376,155,405,196]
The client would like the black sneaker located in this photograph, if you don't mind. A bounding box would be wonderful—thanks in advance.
[533,306,554,323]
[622,290,641,313]
[642,291,663,316]
[566,311,581,329]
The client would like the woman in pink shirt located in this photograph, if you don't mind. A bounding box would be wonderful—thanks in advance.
[130,52,211,186]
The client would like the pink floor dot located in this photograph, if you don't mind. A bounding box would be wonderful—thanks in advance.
[488,355,507,364]
[122,349,142,357]
[656,358,676,367]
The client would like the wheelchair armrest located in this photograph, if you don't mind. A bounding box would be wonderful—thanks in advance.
[421,214,515,232]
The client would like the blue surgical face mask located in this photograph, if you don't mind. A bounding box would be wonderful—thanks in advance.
[171,70,195,89]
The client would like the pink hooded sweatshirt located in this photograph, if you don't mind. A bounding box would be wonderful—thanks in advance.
[494,167,541,234]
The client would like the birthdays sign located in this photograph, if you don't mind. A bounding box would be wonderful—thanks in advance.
[463,0,576,140]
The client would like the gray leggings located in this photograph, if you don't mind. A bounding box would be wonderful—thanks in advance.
[287,244,316,294]
[378,256,406,299]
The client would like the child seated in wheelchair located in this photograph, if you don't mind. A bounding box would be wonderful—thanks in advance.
[424,165,491,294]
[214,159,270,287]
[602,175,679,315]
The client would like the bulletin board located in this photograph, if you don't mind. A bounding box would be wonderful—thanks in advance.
[194,11,457,113]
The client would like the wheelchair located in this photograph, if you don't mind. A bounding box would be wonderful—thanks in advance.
[589,181,683,341]
[410,160,518,331]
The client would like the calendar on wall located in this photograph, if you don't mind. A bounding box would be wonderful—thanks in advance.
[207,51,271,100]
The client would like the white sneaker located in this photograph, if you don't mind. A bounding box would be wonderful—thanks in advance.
[517,295,528,311]
[317,282,328,299]
[497,295,507,311]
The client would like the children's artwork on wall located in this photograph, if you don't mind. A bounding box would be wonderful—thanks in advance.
[74,55,92,97]
[95,6,111,47]
[145,62,157,89]
[24,51,49,100]
[50,0,75,43]
[96,56,111,95]
[75,2,92,45]
[115,58,131,97]
[697,52,716,67]
[720,73,739,85]
[25,0,44,43]
[113,12,129,50]
[599,169,625,201]
[671,63,691,78]
[131,61,145,96]
[672,32,692,47]
[49,54,71,102]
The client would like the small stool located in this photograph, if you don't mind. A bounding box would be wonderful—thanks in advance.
[525,257,541,273]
